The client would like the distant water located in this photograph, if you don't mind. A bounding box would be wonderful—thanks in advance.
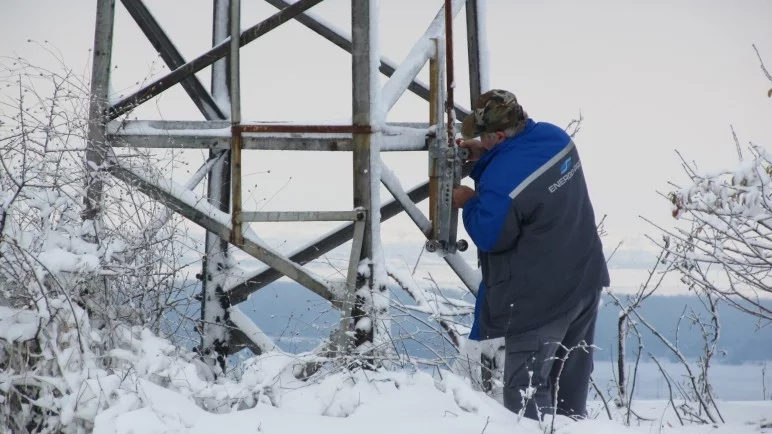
[590,360,771,401]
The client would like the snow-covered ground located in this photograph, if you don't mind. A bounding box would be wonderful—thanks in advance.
[4,301,770,434]
[91,356,772,434]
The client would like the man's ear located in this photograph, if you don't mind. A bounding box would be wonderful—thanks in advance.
[496,131,506,143]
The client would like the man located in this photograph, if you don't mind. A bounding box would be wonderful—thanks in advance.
[452,89,610,420]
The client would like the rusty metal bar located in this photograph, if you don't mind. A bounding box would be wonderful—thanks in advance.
[241,210,365,222]
[443,0,462,254]
[230,0,243,247]
[466,0,484,271]
[107,0,325,120]
[120,0,225,121]
[428,38,441,240]
[444,0,456,141]
[109,132,353,151]
[237,124,372,134]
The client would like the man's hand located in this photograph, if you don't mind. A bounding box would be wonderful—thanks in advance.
[456,138,485,162]
[452,185,476,208]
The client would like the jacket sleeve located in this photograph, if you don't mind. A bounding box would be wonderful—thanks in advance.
[462,183,521,253]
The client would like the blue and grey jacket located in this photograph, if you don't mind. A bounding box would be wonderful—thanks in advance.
[464,119,610,341]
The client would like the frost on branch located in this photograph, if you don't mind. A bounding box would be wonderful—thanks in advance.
[663,44,772,322]
[669,149,772,221]
[663,145,772,322]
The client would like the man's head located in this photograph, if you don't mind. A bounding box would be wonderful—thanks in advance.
[461,89,529,143]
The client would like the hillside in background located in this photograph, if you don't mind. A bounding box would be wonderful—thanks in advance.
[223,281,772,364]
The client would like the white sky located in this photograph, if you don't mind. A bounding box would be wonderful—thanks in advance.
[2,0,771,289]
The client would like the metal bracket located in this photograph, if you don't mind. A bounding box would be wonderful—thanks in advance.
[426,143,469,255]
[426,36,468,257]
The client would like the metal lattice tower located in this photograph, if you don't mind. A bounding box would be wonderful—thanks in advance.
[86,0,490,372]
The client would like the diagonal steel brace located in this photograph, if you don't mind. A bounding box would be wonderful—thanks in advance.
[107,0,325,120]
[106,161,334,303]
[120,0,226,121]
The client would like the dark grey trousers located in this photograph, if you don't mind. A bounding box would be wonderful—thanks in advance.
[503,288,600,420]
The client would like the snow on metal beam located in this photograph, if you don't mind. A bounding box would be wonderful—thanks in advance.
[380,0,465,117]
[106,120,429,151]
[379,159,481,294]
[227,306,279,355]
[106,160,335,302]
[263,0,470,120]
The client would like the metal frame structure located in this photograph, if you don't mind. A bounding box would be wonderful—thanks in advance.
[86,0,489,370]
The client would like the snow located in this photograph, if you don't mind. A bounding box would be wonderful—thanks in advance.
[380,125,429,151]
[37,247,100,274]
[93,383,772,434]
[380,0,465,115]
[3,289,772,434]
[228,305,280,354]
[0,305,40,341]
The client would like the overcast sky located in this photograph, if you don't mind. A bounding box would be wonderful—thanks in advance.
[2,0,771,290]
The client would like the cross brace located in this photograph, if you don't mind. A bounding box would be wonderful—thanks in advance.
[106,161,336,303]
[263,0,470,120]
[224,161,477,305]
[108,0,325,120]
[112,0,471,124]
[120,0,226,121]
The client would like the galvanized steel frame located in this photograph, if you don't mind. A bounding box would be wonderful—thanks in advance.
[86,0,487,362]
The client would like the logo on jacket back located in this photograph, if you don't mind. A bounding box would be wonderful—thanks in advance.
[560,157,572,175]
[549,157,582,193]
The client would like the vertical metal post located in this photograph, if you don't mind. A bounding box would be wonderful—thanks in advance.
[443,0,461,253]
[466,0,499,394]
[84,0,116,226]
[444,0,456,138]
[200,0,233,373]
[350,0,382,354]
[428,41,439,237]
[465,0,484,103]
[428,38,444,243]
[230,0,243,246]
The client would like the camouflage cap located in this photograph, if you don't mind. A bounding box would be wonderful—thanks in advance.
[461,89,528,139]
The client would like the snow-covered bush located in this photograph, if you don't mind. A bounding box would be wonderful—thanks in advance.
[0,52,200,432]
[1,295,331,432]
[665,145,772,322]
[660,46,772,323]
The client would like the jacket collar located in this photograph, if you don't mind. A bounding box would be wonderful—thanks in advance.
[469,119,537,182]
